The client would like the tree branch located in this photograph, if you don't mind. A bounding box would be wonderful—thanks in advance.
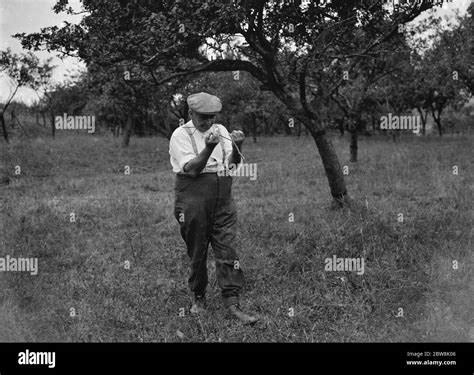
[150,59,267,86]
[299,61,314,118]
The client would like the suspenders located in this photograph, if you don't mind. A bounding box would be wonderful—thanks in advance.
[183,124,227,166]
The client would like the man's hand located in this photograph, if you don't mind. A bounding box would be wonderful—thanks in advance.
[229,130,245,166]
[230,130,245,148]
[184,133,218,176]
[205,131,220,148]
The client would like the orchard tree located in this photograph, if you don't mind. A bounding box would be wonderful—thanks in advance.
[404,5,473,136]
[0,49,43,143]
[436,3,473,95]
[30,58,56,137]
[16,0,441,205]
[330,33,409,161]
[416,46,470,136]
[419,6,473,135]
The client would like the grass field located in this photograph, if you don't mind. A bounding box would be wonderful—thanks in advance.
[0,132,472,342]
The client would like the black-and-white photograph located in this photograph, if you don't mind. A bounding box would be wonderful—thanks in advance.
[0,0,473,368]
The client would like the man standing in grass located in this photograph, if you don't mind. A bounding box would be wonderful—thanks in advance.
[169,92,258,325]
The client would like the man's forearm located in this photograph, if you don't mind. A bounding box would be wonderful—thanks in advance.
[183,145,216,177]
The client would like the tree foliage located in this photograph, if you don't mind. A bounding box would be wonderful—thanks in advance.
[15,0,444,202]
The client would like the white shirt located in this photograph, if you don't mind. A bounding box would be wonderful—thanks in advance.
[169,120,233,173]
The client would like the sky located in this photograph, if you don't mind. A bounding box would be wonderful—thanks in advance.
[0,0,471,105]
[0,0,84,105]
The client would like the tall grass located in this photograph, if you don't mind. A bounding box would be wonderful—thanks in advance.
[0,132,472,342]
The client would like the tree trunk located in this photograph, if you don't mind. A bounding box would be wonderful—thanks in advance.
[284,118,292,135]
[122,112,133,147]
[1,85,19,143]
[431,106,443,136]
[264,117,270,136]
[1,113,9,143]
[50,112,55,138]
[337,118,345,136]
[312,131,349,206]
[416,107,427,136]
[350,131,358,162]
[271,87,348,205]
[251,112,257,143]
[297,121,302,138]
[391,130,400,142]
[435,117,443,136]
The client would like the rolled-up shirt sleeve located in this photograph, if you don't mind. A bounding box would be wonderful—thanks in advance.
[169,130,196,173]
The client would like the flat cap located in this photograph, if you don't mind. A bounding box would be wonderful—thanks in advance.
[187,92,222,114]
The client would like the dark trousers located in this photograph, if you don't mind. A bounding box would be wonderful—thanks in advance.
[174,173,244,307]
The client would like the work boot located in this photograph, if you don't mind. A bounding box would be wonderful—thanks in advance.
[227,304,259,325]
[190,295,207,315]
